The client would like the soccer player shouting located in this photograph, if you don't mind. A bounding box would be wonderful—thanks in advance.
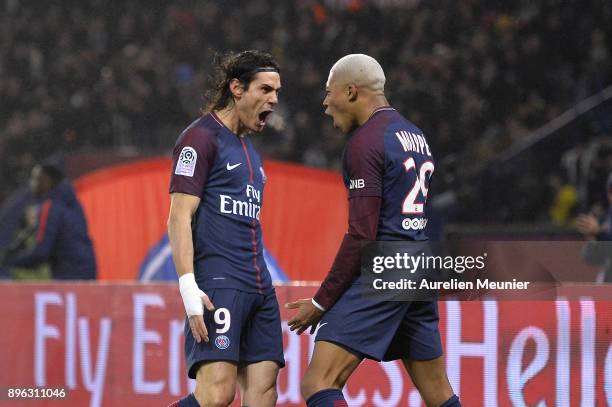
[168,50,284,407]
[287,54,461,407]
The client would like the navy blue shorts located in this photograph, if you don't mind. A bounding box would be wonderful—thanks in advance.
[184,288,285,379]
[315,282,442,362]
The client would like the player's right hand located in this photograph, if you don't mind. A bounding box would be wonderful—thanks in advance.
[188,294,215,343]
[179,273,215,343]
[286,298,324,335]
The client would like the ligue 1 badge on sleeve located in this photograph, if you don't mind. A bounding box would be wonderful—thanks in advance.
[260,166,267,184]
[215,335,230,350]
[175,146,197,177]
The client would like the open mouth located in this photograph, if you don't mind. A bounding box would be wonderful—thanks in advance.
[258,110,272,125]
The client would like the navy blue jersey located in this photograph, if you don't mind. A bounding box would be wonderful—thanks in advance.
[342,107,434,241]
[169,112,271,294]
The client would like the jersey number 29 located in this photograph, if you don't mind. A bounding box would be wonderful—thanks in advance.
[402,158,434,215]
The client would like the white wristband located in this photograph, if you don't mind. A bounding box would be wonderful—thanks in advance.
[179,273,205,317]
[312,298,326,312]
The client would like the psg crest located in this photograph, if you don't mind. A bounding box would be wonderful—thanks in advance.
[215,335,230,350]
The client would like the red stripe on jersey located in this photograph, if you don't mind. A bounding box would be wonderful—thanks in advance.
[251,220,262,292]
[241,137,260,291]
[240,138,254,183]
[36,200,52,242]
[333,401,348,407]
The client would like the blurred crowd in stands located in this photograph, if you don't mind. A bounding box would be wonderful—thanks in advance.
[550,138,612,224]
[1,0,611,222]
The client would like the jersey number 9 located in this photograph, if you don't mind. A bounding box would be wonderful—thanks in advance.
[214,308,231,334]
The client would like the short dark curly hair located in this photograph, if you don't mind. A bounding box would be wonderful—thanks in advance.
[204,50,280,112]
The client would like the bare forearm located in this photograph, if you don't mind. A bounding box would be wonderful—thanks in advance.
[168,215,195,277]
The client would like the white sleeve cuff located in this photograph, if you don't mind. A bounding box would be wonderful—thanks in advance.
[311,298,326,312]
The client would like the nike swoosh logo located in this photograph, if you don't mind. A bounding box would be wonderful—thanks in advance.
[226,162,242,170]
[318,322,328,329]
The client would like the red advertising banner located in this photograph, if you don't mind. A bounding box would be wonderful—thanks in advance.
[74,158,347,282]
[1,283,611,406]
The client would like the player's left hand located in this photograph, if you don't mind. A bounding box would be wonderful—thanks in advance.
[286,298,324,335]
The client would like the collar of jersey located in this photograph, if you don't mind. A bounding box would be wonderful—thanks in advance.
[366,106,395,122]
[210,111,246,138]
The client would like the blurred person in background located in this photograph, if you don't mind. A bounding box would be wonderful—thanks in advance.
[0,203,50,280]
[548,172,577,226]
[0,164,96,280]
[577,173,612,282]
[167,50,284,407]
